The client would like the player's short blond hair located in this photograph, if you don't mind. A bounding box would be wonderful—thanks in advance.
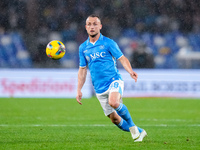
[87,14,101,23]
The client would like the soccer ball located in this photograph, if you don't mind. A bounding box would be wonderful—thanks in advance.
[46,40,66,59]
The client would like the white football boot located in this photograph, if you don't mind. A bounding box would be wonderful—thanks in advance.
[134,130,147,142]
[129,126,140,140]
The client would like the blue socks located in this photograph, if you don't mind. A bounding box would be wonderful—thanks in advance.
[115,103,135,127]
[115,103,143,133]
[116,118,130,132]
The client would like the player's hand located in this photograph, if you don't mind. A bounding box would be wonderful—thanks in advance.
[76,91,83,105]
[130,71,138,82]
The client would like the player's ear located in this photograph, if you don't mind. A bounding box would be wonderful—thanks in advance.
[100,24,102,30]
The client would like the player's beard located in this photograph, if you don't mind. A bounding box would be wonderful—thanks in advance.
[90,32,98,38]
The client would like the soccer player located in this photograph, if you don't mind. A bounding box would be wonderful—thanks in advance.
[76,14,147,142]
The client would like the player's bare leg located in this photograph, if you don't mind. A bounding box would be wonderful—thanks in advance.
[108,111,129,132]
[109,92,140,140]
[108,92,121,109]
[108,111,121,125]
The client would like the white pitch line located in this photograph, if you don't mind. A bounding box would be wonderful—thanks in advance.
[0,124,200,127]
[138,118,197,122]
[0,124,110,127]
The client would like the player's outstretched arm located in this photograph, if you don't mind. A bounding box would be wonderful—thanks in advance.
[76,67,87,105]
[118,55,138,82]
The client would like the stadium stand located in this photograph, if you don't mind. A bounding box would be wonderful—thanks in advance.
[0,0,200,69]
[0,33,32,68]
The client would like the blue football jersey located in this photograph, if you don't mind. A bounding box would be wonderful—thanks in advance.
[79,34,123,94]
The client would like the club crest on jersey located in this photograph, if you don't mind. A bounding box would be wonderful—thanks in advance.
[99,45,105,49]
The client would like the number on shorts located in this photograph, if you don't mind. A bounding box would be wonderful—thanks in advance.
[114,82,119,88]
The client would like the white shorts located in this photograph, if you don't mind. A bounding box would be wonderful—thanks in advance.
[96,80,124,116]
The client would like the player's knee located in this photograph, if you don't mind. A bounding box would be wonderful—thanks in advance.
[109,99,119,109]
[109,93,121,109]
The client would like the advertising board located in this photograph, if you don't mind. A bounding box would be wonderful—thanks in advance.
[0,69,92,98]
[0,69,199,98]
[120,69,200,97]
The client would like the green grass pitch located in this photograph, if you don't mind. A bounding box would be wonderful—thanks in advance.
[0,97,200,150]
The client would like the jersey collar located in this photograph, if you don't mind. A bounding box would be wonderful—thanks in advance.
[86,33,103,45]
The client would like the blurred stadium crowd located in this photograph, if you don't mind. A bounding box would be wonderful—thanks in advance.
[0,0,200,69]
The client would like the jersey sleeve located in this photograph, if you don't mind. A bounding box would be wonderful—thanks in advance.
[108,39,123,59]
[79,44,87,67]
